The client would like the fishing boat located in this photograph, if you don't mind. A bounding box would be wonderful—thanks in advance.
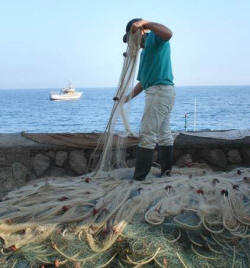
[50,83,82,101]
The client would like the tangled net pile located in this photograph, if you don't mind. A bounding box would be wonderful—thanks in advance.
[0,167,250,267]
[1,31,250,268]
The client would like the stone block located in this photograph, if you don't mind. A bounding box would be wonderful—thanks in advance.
[227,149,242,164]
[56,151,68,167]
[0,149,31,168]
[176,154,192,167]
[50,167,67,177]
[12,162,29,182]
[46,151,56,159]
[0,152,6,165]
[202,149,227,169]
[0,167,14,192]
[173,149,182,161]
[241,148,250,164]
[69,151,87,175]
[32,154,50,176]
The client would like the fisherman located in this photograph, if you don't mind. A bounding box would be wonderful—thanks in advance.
[115,18,175,180]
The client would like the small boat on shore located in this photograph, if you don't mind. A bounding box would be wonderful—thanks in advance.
[50,83,82,101]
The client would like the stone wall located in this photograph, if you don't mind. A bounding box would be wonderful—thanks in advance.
[173,133,250,169]
[0,133,249,198]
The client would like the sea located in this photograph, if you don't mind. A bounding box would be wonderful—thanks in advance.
[0,86,249,133]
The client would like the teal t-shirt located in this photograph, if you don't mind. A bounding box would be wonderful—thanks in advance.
[137,31,174,89]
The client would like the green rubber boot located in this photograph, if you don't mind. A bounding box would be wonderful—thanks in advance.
[159,146,173,176]
[133,146,154,181]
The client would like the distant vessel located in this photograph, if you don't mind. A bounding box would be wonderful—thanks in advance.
[50,83,82,101]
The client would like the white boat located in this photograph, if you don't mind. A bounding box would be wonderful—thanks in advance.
[50,84,82,101]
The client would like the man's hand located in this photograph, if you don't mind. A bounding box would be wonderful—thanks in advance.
[113,96,129,103]
[113,83,143,104]
[131,19,149,33]
[125,82,143,103]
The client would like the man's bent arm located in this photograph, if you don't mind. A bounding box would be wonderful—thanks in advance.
[125,82,143,103]
[132,20,173,41]
[146,22,173,41]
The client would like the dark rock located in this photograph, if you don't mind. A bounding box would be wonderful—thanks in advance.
[0,152,6,165]
[69,151,87,175]
[0,167,14,192]
[202,149,227,169]
[173,149,182,161]
[12,162,29,182]
[45,151,56,159]
[176,154,192,167]
[2,149,31,167]
[55,151,68,167]
[227,149,242,164]
[241,148,250,163]
[32,154,50,176]
[50,167,67,177]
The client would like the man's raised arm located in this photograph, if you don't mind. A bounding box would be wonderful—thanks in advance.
[131,20,173,41]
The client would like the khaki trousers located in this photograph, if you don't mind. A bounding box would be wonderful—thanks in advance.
[138,85,176,149]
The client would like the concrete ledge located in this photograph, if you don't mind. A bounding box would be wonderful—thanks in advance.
[175,133,250,148]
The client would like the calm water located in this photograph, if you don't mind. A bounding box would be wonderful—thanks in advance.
[0,86,249,133]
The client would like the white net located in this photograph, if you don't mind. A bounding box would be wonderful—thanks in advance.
[0,167,250,267]
[89,30,141,175]
[0,31,250,268]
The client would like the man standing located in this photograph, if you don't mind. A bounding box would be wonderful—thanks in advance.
[123,18,176,180]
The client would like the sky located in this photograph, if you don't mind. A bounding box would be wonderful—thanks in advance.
[0,0,250,89]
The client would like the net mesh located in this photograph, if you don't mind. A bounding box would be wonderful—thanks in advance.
[0,31,250,268]
[89,30,141,174]
[0,167,250,267]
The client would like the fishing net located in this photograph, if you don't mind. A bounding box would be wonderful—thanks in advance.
[89,30,141,174]
[1,30,250,268]
[0,167,250,267]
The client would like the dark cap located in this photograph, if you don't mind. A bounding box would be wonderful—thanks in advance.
[123,18,142,43]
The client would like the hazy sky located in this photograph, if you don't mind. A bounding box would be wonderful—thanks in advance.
[0,0,249,89]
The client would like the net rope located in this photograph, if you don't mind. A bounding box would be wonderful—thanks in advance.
[0,31,250,267]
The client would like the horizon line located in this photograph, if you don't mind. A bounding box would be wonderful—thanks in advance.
[1,84,250,90]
